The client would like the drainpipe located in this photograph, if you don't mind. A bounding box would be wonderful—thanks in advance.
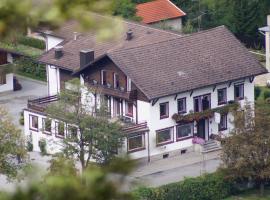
[147,131,150,163]
[266,15,270,71]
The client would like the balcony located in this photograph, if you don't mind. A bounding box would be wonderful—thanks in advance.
[87,81,137,100]
[27,95,59,112]
[122,121,149,135]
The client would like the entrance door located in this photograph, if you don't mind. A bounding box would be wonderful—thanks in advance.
[197,119,205,139]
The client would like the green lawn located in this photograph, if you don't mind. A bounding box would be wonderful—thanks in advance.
[225,188,270,200]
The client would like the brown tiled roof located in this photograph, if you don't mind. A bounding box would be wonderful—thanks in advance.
[136,0,186,24]
[107,26,267,99]
[39,19,182,71]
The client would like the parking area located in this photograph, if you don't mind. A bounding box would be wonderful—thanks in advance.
[0,75,47,127]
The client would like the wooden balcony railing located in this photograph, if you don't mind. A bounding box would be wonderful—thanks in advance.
[27,95,59,112]
[122,121,149,134]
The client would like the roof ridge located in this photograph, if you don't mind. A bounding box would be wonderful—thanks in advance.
[108,25,227,54]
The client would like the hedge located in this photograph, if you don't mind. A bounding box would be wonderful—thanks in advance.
[18,36,46,50]
[255,86,261,100]
[134,172,237,200]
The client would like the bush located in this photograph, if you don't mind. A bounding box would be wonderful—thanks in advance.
[19,111,24,125]
[38,139,47,156]
[134,172,235,200]
[264,90,270,100]
[255,87,261,100]
[26,140,33,152]
[18,36,46,50]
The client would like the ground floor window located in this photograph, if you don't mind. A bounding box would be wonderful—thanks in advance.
[219,114,227,131]
[156,127,174,146]
[42,118,52,134]
[0,73,6,85]
[67,125,78,139]
[176,123,193,140]
[55,121,65,138]
[127,133,145,152]
[29,115,38,131]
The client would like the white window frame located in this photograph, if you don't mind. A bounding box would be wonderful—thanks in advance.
[29,115,38,131]
[176,123,193,140]
[42,118,52,134]
[156,127,174,146]
[127,133,145,152]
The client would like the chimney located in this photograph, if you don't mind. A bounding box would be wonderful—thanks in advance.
[74,32,78,40]
[54,46,63,59]
[126,30,133,41]
[80,50,94,68]
[266,15,270,71]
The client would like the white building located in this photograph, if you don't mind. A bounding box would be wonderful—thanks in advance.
[24,18,267,162]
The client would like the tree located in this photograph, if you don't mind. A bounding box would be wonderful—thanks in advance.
[0,0,119,41]
[0,157,134,200]
[220,101,270,196]
[112,0,139,20]
[46,79,125,170]
[0,107,27,180]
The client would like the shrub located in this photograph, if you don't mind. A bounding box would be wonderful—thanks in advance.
[254,86,261,100]
[19,111,24,126]
[264,90,270,100]
[134,172,235,200]
[38,139,47,156]
[18,36,46,50]
[26,140,33,152]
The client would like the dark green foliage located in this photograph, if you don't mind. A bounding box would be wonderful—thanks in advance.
[134,172,235,200]
[19,111,24,125]
[26,141,33,152]
[255,86,261,100]
[38,139,47,156]
[264,90,270,100]
[113,0,140,20]
[18,36,46,50]
[15,57,46,81]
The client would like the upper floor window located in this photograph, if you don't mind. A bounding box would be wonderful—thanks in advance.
[218,114,227,131]
[114,73,120,89]
[101,70,107,86]
[160,102,169,119]
[234,83,244,100]
[217,88,227,105]
[177,98,186,114]
[194,94,211,112]
[156,127,174,146]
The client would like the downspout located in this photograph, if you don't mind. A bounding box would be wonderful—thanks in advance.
[147,131,150,162]
[266,15,270,71]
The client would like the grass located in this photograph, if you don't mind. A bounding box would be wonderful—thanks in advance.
[0,41,43,58]
[225,188,270,200]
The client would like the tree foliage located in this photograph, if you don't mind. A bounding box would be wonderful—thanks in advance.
[46,79,125,170]
[0,107,27,180]
[220,101,270,195]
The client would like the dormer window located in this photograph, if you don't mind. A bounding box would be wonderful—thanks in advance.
[114,73,120,89]
[101,70,107,86]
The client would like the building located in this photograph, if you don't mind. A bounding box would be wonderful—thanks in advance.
[136,0,186,31]
[24,17,267,162]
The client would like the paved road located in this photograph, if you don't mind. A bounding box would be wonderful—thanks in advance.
[135,158,221,187]
[0,75,47,127]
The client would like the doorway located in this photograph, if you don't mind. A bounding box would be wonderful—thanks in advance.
[197,119,206,139]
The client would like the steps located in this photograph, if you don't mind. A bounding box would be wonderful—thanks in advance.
[201,140,221,153]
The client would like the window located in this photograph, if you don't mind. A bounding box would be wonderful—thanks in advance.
[126,102,133,117]
[194,94,211,112]
[160,102,169,119]
[156,127,174,146]
[234,83,244,100]
[55,121,65,138]
[219,114,227,131]
[0,74,6,85]
[177,98,186,113]
[127,77,131,92]
[42,118,51,134]
[114,98,121,117]
[217,88,227,105]
[127,133,145,152]
[101,70,107,86]
[29,115,38,131]
[67,125,78,139]
[176,123,193,140]
[114,73,120,89]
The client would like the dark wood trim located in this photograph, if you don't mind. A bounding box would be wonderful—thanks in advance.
[249,76,255,83]
[212,85,216,92]
[193,93,211,112]
[29,114,38,132]
[174,94,178,100]
[228,82,232,87]
[190,90,193,97]
[156,126,174,146]
[151,98,159,106]
[159,102,169,119]
[176,136,193,142]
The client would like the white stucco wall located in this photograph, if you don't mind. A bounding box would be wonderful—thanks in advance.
[153,17,183,31]
[46,35,63,51]
[0,73,14,93]
[47,65,60,95]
